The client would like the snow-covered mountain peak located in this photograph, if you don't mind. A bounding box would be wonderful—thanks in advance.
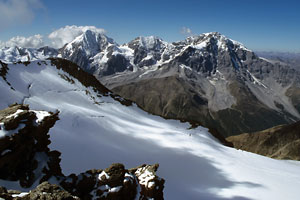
[186,32,223,43]
[64,30,116,57]
[139,36,166,50]
[58,30,120,73]
[128,36,168,51]
[185,32,251,52]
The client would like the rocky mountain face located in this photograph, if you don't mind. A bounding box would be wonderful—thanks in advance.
[58,30,120,74]
[1,31,300,137]
[0,103,164,200]
[98,32,300,137]
[227,121,300,160]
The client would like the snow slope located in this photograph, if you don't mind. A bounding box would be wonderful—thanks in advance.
[0,60,300,200]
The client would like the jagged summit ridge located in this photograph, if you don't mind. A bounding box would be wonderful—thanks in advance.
[58,30,118,73]
[0,30,255,75]
[63,30,116,57]
[130,35,168,50]
[185,32,250,52]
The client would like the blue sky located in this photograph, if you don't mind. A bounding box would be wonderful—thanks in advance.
[0,0,300,52]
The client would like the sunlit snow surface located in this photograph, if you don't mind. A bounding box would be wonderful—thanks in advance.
[0,61,300,200]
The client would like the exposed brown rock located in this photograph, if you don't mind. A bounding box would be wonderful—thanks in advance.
[0,182,79,200]
[227,121,300,160]
[286,86,300,113]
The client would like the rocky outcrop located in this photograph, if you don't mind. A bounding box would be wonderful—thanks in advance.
[0,182,79,200]
[0,104,61,187]
[60,163,164,200]
[0,104,165,199]
[227,121,300,160]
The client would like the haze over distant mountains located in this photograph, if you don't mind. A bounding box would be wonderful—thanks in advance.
[256,51,300,69]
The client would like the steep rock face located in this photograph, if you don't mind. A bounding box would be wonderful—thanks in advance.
[127,36,169,67]
[59,30,133,75]
[226,121,300,160]
[0,104,165,199]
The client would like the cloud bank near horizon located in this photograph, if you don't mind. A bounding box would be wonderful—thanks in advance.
[0,25,107,49]
[0,34,44,48]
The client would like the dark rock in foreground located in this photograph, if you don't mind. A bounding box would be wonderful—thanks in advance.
[0,182,79,200]
[0,104,165,199]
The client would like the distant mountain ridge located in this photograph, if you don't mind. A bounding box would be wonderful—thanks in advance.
[256,51,300,69]
[0,46,58,62]
[1,30,300,137]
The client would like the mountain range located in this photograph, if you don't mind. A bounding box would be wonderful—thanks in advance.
[1,30,299,137]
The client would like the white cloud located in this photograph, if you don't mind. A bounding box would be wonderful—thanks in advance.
[0,34,44,48]
[0,25,107,49]
[181,27,193,36]
[48,25,106,48]
[0,0,44,30]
